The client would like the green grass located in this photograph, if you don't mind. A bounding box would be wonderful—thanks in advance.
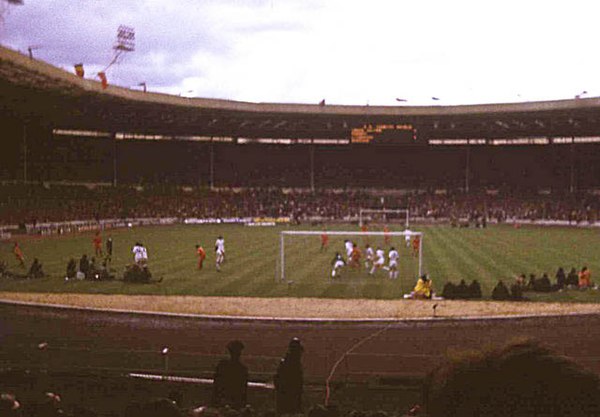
[1,223,599,302]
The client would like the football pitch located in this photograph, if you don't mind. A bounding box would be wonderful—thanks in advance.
[0,223,599,303]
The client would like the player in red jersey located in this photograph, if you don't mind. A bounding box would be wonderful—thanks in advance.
[13,242,25,268]
[93,231,103,257]
[412,234,421,257]
[349,243,362,269]
[196,244,206,270]
[383,225,391,245]
[320,231,329,251]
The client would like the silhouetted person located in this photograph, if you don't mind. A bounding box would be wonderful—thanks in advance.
[212,340,248,409]
[468,280,482,299]
[566,267,579,287]
[491,280,510,300]
[66,258,77,280]
[28,258,44,279]
[555,267,566,289]
[106,236,113,262]
[79,254,89,277]
[275,337,304,414]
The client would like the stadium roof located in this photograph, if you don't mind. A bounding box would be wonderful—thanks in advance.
[2,45,600,141]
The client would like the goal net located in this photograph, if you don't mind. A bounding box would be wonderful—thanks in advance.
[359,208,410,228]
[277,230,423,286]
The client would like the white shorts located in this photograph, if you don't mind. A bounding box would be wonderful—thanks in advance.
[333,260,345,269]
[389,260,398,269]
[375,258,385,267]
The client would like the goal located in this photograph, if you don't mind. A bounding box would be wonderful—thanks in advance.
[278,230,423,282]
[358,208,410,228]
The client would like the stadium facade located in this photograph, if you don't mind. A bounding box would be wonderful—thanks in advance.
[1,45,600,190]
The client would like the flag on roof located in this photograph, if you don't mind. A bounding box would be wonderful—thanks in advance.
[97,72,108,89]
[431,97,440,101]
[318,99,325,106]
[74,63,84,78]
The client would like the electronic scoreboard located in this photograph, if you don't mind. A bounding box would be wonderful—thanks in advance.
[351,123,417,145]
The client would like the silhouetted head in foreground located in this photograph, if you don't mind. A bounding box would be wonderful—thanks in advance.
[423,340,600,417]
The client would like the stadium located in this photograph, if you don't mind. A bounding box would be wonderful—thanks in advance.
[2,12,600,415]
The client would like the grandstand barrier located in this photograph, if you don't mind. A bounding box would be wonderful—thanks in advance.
[2,216,599,237]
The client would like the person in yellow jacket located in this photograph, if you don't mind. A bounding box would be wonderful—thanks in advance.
[413,274,433,299]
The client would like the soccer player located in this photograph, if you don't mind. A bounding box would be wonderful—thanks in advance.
[215,239,225,272]
[93,231,103,257]
[105,236,113,262]
[196,244,206,270]
[370,247,385,275]
[140,243,148,266]
[320,231,329,251]
[349,242,362,269]
[215,236,225,262]
[412,234,420,257]
[13,242,25,268]
[364,244,375,270]
[403,228,412,248]
[331,252,345,279]
[344,239,353,259]
[132,242,144,265]
[388,247,399,279]
[383,225,391,245]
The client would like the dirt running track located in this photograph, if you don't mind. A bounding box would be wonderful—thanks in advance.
[2,301,600,384]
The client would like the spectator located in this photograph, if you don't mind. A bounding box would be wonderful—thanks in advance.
[66,258,77,280]
[491,280,510,300]
[534,273,552,292]
[526,273,537,291]
[140,398,181,417]
[510,282,524,300]
[441,282,456,299]
[0,393,20,416]
[467,280,482,299]
[566,267,579,287]
[27,258,45,279]
[423,340,600,417]
[79,254,90,277]
[579,266,592,289]
[455,279,469,299]
[515,273,526,288]
[555,267,566,290]
[274,337,304,415]
[212,340,248,409]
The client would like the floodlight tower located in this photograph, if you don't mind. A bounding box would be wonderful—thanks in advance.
[115,25,135,53]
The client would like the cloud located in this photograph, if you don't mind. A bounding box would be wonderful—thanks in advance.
[1,0,600,104]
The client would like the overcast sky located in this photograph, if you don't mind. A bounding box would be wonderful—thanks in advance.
[1,0,598,106]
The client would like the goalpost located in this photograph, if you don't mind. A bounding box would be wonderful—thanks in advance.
[278,230,423,282]
[359,208,410,228]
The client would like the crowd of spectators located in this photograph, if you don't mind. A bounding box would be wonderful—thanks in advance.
[1,184,600,226]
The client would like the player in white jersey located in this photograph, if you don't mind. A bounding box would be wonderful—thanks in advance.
[388,247,399,279]
[403,229,412,248]
[215,246,224,271]
[364,244,375,270]
[132,242,144,265]
[215,236,225,271]
[331,252,346,279]
[344,239,353,258]
[369,247,386,275]
[140,244,148,265]
[215,236,225,257]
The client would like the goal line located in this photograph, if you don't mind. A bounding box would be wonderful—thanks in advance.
[278,230,423,282]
